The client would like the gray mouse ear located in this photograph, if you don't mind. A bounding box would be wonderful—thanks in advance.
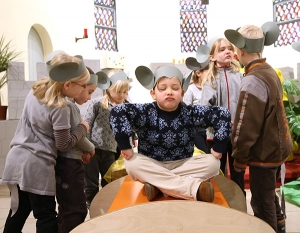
[182,71,192,92]
[261,21,280,46]
[292,41,300,52]
[185,45,210,71]
[185,57,201,71]
[135,66,155,90]
[96,71,110,90]
[224,29,246,49]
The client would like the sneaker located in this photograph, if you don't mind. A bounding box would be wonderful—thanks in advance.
[277,219,286,233]
[144,183,160,201]
[197,181,214,202]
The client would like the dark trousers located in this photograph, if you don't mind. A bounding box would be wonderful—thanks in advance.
[194,129,208,153]
[55,157,87,233]
[207,140,245,195]
[3,186,57,233]
[250,166,284,232]
[84,148,116,205]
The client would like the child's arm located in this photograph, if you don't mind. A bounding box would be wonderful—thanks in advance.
[200,81,217,106]
[192,105,231,154]
[53,125,88,152]
[83,98,99,138]
[77,136,95,154]
[110,103,145,151]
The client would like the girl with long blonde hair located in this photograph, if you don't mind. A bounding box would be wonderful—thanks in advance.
[2,52,90,233]
[200,38,245,195]
[83,69,130,208]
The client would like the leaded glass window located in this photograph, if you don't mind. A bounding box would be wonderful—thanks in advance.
[273,0,300,47]
[180,0,207,53]
[94,0,118,51]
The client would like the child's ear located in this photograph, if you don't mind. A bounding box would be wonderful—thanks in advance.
[181,89,185,97]
[150,89,156,100]
[63,81,72,90]
[210,55,216,62]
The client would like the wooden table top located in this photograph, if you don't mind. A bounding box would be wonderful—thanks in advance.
[72,200,274,233]
[89,175,247,218]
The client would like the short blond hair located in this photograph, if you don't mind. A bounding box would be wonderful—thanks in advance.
[238,25,264,57]
[32,53,89,108]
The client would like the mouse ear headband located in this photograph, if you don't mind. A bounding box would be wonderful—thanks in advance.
[185,45,210,71]
[95,71,129,90]
[224,21,280,53]
[292,41,300,52]
[135,65,191,91]
[46,51,87,82]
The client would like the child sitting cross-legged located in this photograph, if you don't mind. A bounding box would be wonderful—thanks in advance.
[109,65,232,202]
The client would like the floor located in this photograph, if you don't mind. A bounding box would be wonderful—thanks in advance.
[0,187,299,232]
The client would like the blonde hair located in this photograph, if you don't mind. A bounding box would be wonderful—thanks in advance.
[201,38,241,88]
[32,53,89,108]
[238,25,264,58]
[102,79,129,109]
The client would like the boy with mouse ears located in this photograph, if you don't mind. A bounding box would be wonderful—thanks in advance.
[109,65,232,202]
[225,22,293,233]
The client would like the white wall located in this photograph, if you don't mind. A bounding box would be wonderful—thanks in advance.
[1,0,299,104]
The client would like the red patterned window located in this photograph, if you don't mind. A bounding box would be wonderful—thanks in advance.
[180,0,208,52]
[94,0,118,51]
[273,0,300,47]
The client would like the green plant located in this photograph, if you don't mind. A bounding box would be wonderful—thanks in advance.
[0,35,21,89]
[282,79,300,142]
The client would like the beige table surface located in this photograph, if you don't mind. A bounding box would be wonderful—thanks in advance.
[72,200,274,233]
[89,175,247,219]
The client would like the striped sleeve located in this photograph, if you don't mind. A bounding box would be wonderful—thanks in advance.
[54,124,87,152]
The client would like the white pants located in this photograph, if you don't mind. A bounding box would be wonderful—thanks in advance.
[125,153,220,200]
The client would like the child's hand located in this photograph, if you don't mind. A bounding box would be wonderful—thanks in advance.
[210,148,222,160]
[80,120,90,133]
[121,149,134,160]
[82,151,94,164]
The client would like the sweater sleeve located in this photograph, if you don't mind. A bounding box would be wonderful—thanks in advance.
[110,103,146,150]
[76,137,95,153]
[83,99,98,140]
[54,124,88,152]
[231,75,268,169]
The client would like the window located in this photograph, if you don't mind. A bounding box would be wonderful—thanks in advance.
[180,0,207,52]
[273,0,300,47]
[94,0,118,51]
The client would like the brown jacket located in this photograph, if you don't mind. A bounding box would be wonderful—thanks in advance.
[231,58,292,169]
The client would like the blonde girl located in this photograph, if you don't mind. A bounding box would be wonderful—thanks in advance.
[200,38,245,195]
[2,52,90,233]
[83,70,130,208]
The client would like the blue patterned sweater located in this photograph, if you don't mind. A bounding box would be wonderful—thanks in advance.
[110,102,231,161]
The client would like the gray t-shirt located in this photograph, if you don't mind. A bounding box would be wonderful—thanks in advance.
[58,99,95,160]
[1,90,71,196]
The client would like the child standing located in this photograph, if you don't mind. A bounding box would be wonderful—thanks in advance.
[84,70,130,208]
[109,65,232,202]
[225,22,292,232]
[55,67,98,233]
[199,38,245,194]
[184,46,210,153]
[1,52,90,233]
